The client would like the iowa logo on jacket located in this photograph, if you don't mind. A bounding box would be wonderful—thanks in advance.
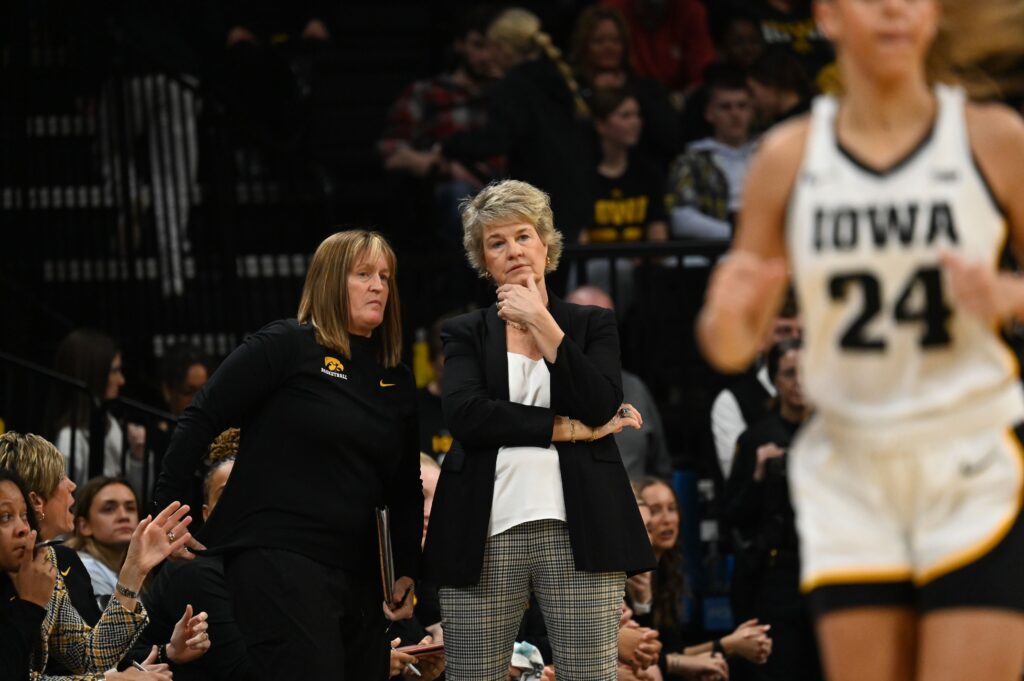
[322,356,348,380]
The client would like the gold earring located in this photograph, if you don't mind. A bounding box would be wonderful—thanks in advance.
[40,511,46,520]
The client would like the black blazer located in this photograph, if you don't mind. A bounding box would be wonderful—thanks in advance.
[422,295,656,587]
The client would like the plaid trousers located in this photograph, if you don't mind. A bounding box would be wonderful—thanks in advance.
[439,519,625,681]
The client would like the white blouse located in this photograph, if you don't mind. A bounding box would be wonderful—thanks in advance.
[488,353,567,537]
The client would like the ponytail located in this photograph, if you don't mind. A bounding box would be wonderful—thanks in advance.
[929,0,1024,97]
[488,7,591,118]
[532,31,591,118]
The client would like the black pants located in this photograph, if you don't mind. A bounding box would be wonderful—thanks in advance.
[225,548,389,680]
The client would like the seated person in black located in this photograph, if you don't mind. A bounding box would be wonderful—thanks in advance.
[0,468,52,681]
[139,434,253,681]
[388,454,445,681]
[724,338,823,681]
[632,477,771,678]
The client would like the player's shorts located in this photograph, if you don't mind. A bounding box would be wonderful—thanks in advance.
[790,416,1024,616]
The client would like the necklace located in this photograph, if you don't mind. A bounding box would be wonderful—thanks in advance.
[506,321,527,332]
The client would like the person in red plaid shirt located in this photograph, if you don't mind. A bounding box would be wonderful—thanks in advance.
[379,6,505,244]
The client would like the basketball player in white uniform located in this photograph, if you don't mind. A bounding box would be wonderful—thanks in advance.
[697,1,1024,680]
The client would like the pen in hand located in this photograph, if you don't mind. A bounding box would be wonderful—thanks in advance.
[404,662,422,677]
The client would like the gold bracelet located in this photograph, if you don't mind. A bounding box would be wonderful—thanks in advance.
[569,418,576,443]
[588,425,600,442]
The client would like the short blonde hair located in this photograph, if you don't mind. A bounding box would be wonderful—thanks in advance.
[297,230,402,368]
[0,432,66,498]
[460,179,564,279]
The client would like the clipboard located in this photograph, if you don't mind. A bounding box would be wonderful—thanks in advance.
[376,506,396,604]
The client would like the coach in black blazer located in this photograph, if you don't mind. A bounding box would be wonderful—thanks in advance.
[422,179,655,681]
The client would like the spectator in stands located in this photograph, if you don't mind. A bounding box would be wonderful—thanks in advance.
[581,86,669,307]
[0,462,202,680]
[422,179,654,679]
[50,329,150,491]
[732,0,836,94]
[709,296,800,480]
[222,0,332,146]
[719,13,765,71]
[600,0,717,106]
[155,230,422,681]
[0,432,210,676]
[379,6,504,245]
[440,7,598,244]
[667,68,757,241]
[161,344,210,418]
[747,46,813,127]
[224,1,330,48]
[724,339,822,681]
[66,477,140,610]
[566,286,672,480]
[149,343,210,480]
[569,5,680,171]
[633,477,772,679]
[679,12,765,148]
[417,315,455,463]
[587,87,669,245]
[140,429,258,681]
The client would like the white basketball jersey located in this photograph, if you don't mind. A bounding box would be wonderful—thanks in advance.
[787,84,1024,444]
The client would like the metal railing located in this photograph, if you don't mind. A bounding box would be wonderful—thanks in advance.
[0,350,176,507]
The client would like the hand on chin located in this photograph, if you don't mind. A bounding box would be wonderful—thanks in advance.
[505,269,534,288]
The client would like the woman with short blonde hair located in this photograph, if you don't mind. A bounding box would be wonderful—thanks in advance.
[156,229,423,681]
[423,179,654,680]
[0,433,68,535]
[460,179,564,278]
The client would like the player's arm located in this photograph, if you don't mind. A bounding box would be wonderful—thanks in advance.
[943,104,1024,324]
[696,117,809,372]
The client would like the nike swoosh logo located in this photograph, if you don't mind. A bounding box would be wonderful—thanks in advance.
[379,380,396,388]
[61,567,70,577]
[959,450,997,478]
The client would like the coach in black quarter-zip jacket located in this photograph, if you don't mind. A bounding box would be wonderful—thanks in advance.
[154,231,422,681]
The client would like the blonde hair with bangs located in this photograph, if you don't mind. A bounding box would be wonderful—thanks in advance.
[297,230,403,368]
[0,431,66,499]
[460,179,564,279]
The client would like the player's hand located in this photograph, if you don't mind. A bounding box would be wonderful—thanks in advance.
[939,251,1018,323]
